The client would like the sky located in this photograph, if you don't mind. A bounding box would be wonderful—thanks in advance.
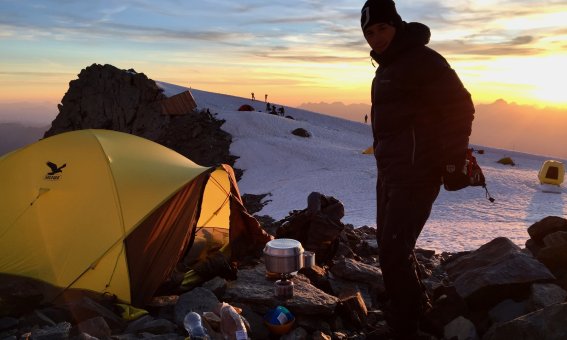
[180,84,566,253]
[1,0,567,125]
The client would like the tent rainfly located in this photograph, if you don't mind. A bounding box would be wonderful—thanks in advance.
[0,129,271,306]
[237,104,255,111]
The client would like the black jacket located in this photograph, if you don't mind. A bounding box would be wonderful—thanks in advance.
[370,22,474,186]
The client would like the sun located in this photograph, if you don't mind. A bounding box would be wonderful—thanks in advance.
[525,55,567,107]
[471,55,567,108]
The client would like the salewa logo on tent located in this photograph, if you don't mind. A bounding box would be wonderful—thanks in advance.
[45,161,66,180]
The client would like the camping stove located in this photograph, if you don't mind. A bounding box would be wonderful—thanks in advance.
[274,273,295,299]
[263,239,304,299]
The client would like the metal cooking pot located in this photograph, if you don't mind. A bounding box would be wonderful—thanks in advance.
[263,238,304,274]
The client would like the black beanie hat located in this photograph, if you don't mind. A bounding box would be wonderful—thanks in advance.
[361,0,403,30]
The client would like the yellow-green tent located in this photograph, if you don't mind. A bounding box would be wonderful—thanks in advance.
[538,160,565,186]
[0,129,270,306]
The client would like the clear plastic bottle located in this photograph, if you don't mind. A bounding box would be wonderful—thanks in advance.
[183,312,210,340]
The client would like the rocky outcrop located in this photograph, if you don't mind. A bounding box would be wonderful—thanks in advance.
[155,111,237,168]
[43,64,235,168]
[45,64,167,141]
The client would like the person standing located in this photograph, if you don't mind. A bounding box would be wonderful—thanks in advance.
[251,92,255,101]
[360,0,474,338]
[364,114,368,124]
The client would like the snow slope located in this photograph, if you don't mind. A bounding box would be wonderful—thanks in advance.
[157,82,567,253]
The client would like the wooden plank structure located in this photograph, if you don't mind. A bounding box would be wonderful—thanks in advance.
[161,90,197,116]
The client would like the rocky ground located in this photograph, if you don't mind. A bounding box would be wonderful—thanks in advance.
[2,208,567,339]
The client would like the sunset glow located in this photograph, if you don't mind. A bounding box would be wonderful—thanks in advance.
[1,0,566,122]
[456,54,567,108]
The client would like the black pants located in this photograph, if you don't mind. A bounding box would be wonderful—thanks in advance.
[376,177,440,336]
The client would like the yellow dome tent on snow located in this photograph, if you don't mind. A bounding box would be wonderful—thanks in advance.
[0,129,270,306]
[538,160,565,186]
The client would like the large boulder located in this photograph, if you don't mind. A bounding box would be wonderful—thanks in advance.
[329,257,384,291]
[527,283,567,311]
[443,237,555,307]
[483,302,567,340]
[534,231,567,272]
[527,216,567,244]
[292,128,311,138]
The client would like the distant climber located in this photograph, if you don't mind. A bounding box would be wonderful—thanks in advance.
[251,92,255,101]
[364,114,368,124]
[205,108,213,120]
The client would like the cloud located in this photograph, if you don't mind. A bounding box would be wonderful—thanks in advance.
[0,17,252,46]
[508,35,533,45]
[0,71,72,77]
[431,35,543,57]
[396,2,567,58]
[251,51,363,63]
[3,0,562,62]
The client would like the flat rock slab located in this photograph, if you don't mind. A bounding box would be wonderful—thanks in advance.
[444,237,555,303]
[223,264,338,316]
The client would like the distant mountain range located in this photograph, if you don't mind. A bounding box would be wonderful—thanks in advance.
[0,123,48,156]
[300,99,567,160]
